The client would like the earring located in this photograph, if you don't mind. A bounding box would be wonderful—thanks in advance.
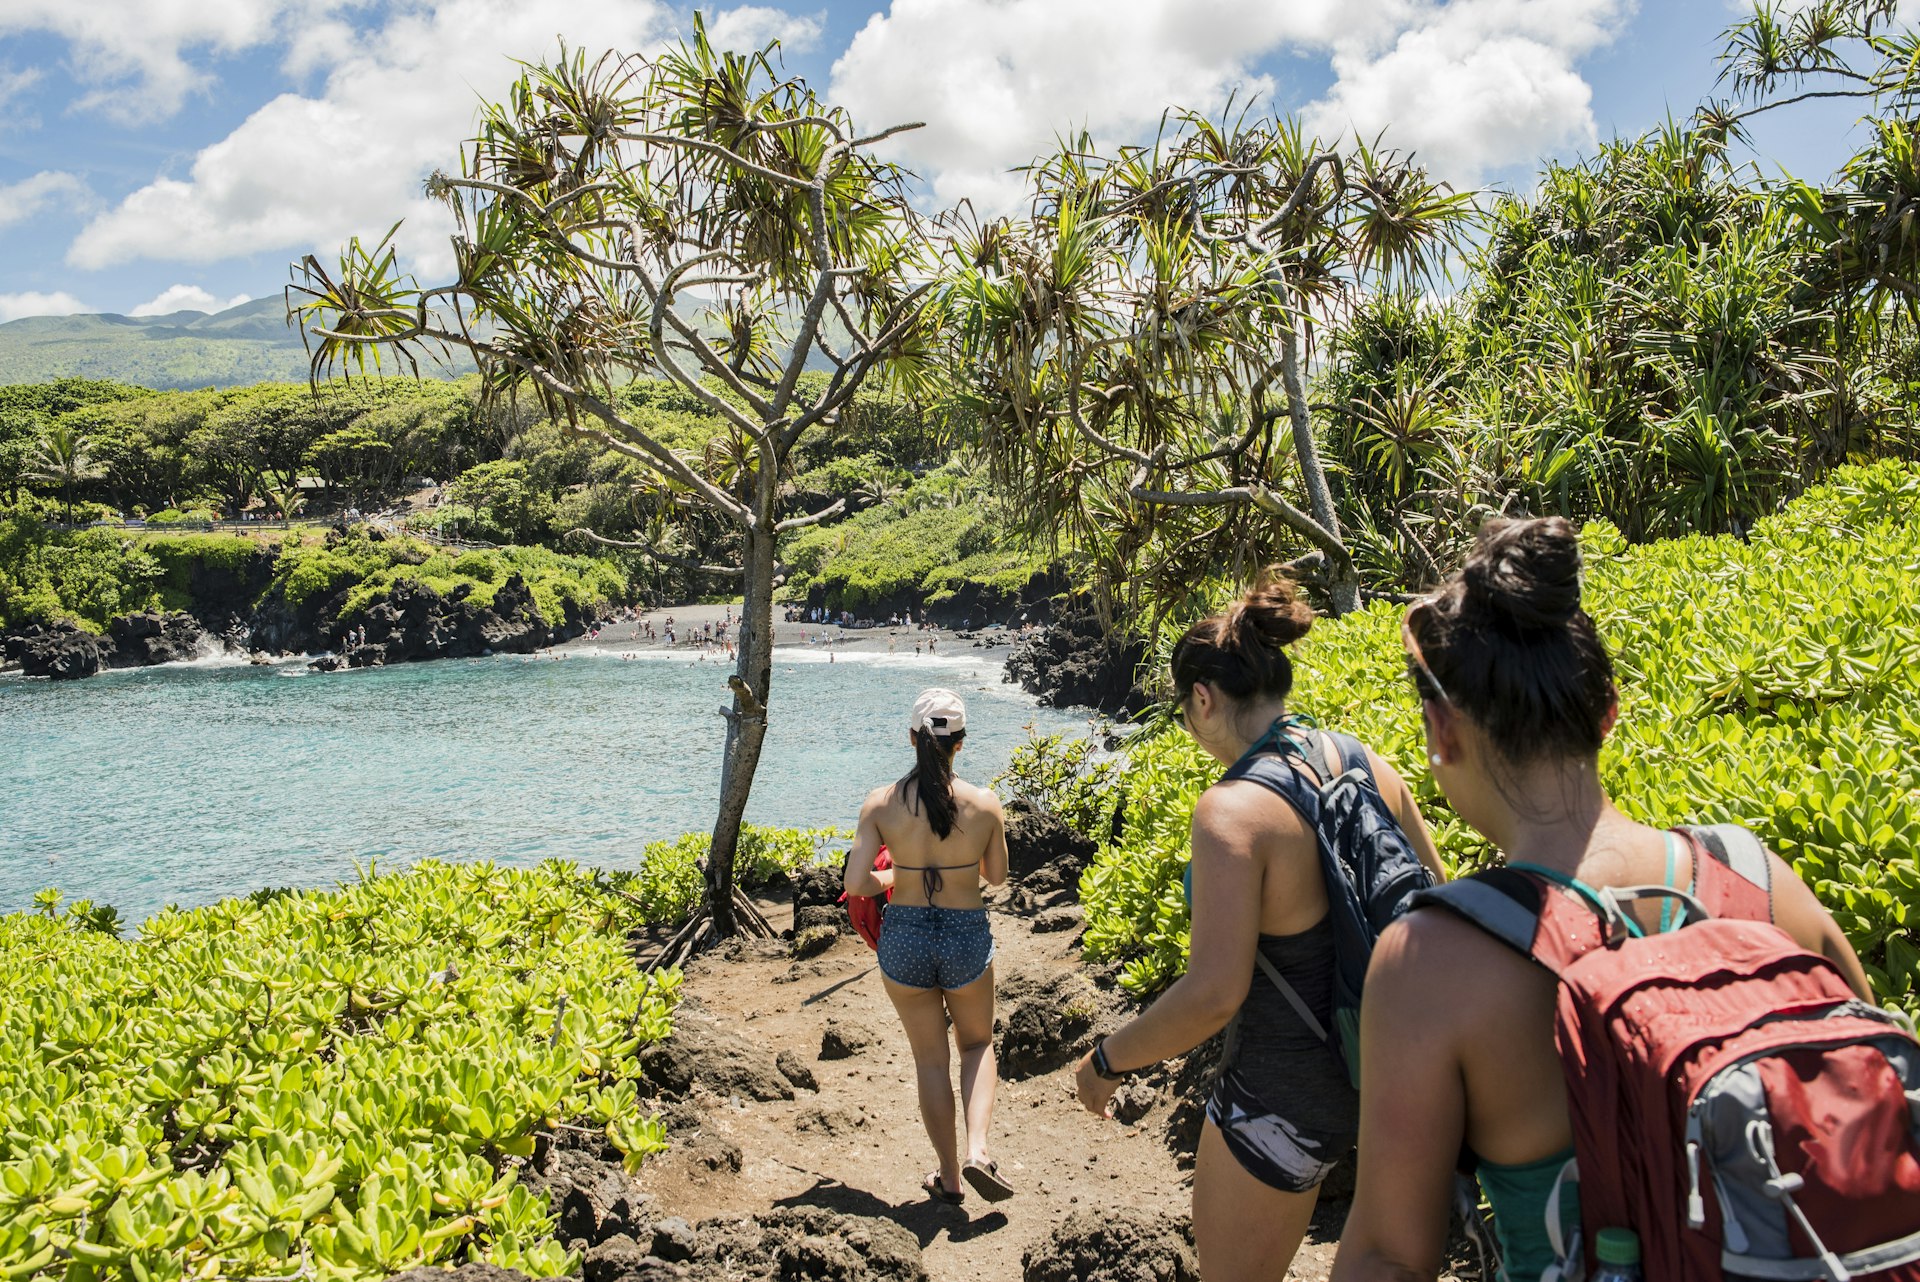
[1429,753,1444,768]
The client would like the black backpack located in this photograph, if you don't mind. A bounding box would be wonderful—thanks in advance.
[1219,720,1436,1088]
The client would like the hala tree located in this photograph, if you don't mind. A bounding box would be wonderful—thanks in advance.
[1713,0,1920,462]
[940,110,1470,622]
[292,26,932,939]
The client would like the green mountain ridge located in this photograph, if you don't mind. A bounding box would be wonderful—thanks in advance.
[0,298,474,390]
[0,296,844,391]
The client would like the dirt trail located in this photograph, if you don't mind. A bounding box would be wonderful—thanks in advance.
[633,879,1359,1281]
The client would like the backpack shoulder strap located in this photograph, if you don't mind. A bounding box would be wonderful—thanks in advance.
[1410,869,1606,975]
[1675,823,1774,923]
[1221,747,1321,821]
[1411,870,1543,956]
[1321,730,1378,787]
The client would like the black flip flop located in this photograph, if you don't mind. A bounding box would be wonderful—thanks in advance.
[961,1158,1015,1202]
[923,1172,965,1205]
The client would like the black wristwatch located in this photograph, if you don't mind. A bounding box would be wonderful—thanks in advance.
[1091,1039,1128,1082]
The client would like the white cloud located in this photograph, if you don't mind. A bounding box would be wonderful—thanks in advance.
[829,0,1418,212]
[829,0,1631,208]
[0,65,43,113]
[0,0,307,123]
[705,6,824,54]
[67,0,680,274]
[0,292,93,324]
[1305,0,1633,182]
[0,172,90,231]
[128,284,254,316]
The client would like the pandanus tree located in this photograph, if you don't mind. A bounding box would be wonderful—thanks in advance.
[1716,0,1920,462]
[291,26,933,940]
[939,110,1471,623]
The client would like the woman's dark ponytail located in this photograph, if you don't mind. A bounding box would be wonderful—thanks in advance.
[907,728,965,838]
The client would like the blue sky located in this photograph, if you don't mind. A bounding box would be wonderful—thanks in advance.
[0,0,1876,323]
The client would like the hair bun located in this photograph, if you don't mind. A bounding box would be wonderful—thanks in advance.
[1463,517,1582,630]
[1232,568,1314,650]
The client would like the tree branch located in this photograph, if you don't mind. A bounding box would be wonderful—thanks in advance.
[774,497,845,532]
[1722,86,1880,123]
[564,527,743,577]
[1254,153,1346,240]
[618,132,815,189]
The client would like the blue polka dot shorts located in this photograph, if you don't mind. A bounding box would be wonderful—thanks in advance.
[876,905,994,990]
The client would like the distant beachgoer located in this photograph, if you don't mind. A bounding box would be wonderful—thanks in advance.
[844,689,1012,1207]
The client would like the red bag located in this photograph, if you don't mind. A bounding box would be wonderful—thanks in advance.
[841,846,890,950]
[1420,825,1920,1281]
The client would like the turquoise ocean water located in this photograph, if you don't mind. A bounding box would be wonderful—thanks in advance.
[0,648,1096,920]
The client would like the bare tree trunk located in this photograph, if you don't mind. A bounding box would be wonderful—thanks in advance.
[1280,323,1360,615]
[704,523,777,939]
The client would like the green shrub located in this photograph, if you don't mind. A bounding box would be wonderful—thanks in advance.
[452,551,505,583]
[147,507,221,525]
[0,861,681,1281]
[143,533,266,599]
[628,824,847,928]
[1081,461,1920,1013]
[0,514,166,631]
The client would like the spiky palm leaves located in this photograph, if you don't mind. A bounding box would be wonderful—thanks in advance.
[29,422,100,524]
[1323,124,1849,567]
[937,109,1471,623]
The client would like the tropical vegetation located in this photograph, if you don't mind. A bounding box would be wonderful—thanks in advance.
[0,861,681,1281]
[1065,462,1920,1015]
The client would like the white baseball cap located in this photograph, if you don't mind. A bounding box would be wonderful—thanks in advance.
[909,687,967,737]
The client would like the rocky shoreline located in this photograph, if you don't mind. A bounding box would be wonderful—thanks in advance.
[2,571,602,681]
[1003,606,1149,719]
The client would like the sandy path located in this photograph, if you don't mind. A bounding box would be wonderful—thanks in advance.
[634,884,1362,1281]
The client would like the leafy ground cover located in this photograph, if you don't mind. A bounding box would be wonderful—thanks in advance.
[1074,461,1920,1012]
[0,861,681,1281]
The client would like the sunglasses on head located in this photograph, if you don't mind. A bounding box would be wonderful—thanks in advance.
[1400,601,1454,707]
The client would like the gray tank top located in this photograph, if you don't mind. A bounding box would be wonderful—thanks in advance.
[1221,916,1358,1126]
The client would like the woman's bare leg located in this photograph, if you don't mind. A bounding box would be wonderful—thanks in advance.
[1192,1119,1320,1282]
[943,963,997,1165]
[883,975,961,1194]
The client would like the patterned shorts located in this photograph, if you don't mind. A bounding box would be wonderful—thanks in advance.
[1205,1063,1357,1193]
[876,905,994,990]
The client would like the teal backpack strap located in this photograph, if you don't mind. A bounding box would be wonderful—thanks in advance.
[1506,861,1647,940]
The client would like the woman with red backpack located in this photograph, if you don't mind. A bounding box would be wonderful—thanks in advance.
[843,688,1013,1207]
[1333,518,1901,1282]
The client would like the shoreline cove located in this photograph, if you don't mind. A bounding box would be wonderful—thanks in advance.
[1,647,1098,921]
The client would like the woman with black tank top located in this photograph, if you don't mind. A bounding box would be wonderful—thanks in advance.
[844,689,1016,1207]
[1073,571,1446,1282]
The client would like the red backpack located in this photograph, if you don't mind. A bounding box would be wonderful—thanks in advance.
[1418,824,1920,1281]
[841,847,891,950]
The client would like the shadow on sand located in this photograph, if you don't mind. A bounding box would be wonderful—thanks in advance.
[772,1175,1011,1248]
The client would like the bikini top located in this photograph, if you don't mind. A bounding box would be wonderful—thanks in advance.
[888,859,980,899]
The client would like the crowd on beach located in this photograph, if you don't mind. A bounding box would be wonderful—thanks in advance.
[840,515,1920,1282]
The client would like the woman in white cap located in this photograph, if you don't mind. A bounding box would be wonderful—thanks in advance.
[844,687,1014,1207]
